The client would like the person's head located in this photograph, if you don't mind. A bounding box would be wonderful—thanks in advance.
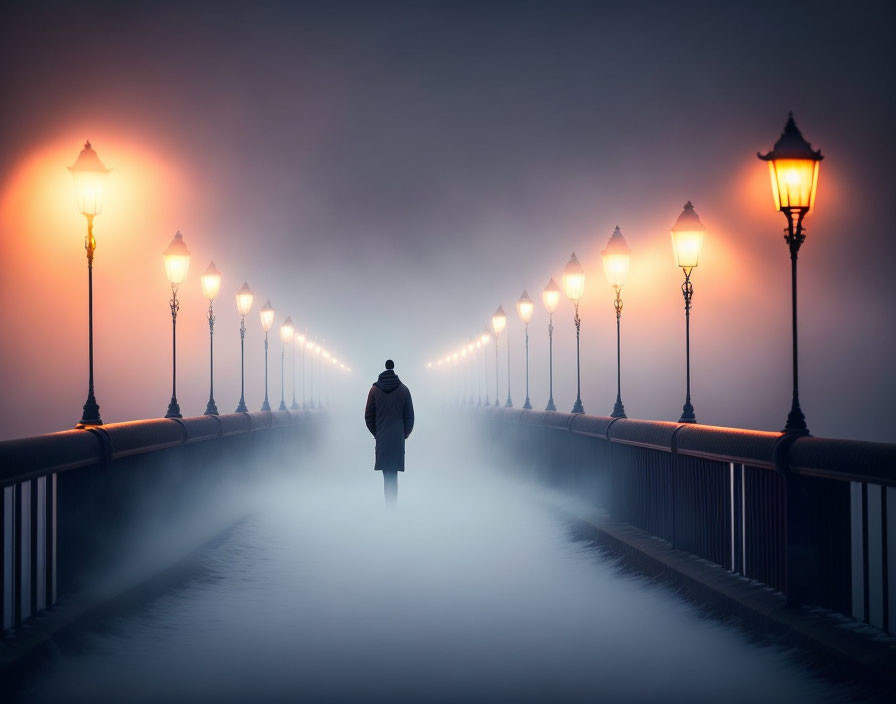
[385,359,394,370]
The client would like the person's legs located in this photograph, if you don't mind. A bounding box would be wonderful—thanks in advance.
[383,470,398,506]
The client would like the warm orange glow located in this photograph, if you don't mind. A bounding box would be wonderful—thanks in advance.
[542,278,560,313]
[562,253,585,303]
[68,140,110,216]
[236,282,254,316]
[260,300,275,332]
[480,330,490,345]
[163,230,190,286]
[767,159,819,212]
[601,226,631,288]
[517,290,534,324]
[491,305,507,336]
[295,331,306,345]
[201,260,221,300]
[280,316,294,343]
[670,201,705,271]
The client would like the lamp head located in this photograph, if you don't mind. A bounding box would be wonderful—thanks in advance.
[68,140,110,217]
[542,278,561,313]
[517,290,534,324]
[260,300,275,332]
[491,305,507,336]
[236,282,254,316]
[163,231,191,286]
[601,226,631,288]
[201,261,222,301]
[670,202,705,272]
[758,113,823,214]
[562,253,585,303]
[280,316,294,343]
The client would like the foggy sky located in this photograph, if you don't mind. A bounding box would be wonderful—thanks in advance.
[1,0,894,441]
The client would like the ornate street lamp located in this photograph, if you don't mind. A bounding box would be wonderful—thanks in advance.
[542,278,560,411]
[234,283,254,412]
[293,330,306,409]
[563,253,586,414]
[259,300,275,411]
[201,261,222,415]
[671,202,706,423]
[69,141,110,427]
[491,306,507,408]
[759,114,823,436]
[517,291,534,409]
[602,227,631,418]
[480,329,490,405]
[163,231,191,418]
[279,317,294,411]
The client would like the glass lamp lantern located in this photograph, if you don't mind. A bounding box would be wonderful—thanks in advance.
[260,300,275,332]
[491,306,507,336]
[201,261,222,300]
[601,227,631,288]
[562,253,585,303]
[670,202,705,272]
[163,231,191,286]
[542,278,560,313]
[68,140,110,217]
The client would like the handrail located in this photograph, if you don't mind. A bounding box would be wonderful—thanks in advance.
[487,408,896,485]
[0,409,318,488]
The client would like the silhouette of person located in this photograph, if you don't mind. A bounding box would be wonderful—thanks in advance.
[365,359,414,505]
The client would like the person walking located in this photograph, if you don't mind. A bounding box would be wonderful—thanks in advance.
[364,359,414,505]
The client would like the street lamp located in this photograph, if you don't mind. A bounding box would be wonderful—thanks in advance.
[602,227,631,418]
[542,278,560,411]
[671,202,706,424]
[491,306,507,408]
[279,317,294,411]
[480,329,490,405]
[235,283,254,412]
[259,300,275,411]
[314,343,322,408]
[293,330,306,409]
[517,291,534,409]
[563,253,585,414]
[306,339,315,408]
[758,113,823,436]
[163,231,191,419]
[69,140,110,427]
[201,261,222,415]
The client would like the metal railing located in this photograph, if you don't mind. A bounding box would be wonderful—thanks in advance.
[1,409,321,634]
[477,407,895,633]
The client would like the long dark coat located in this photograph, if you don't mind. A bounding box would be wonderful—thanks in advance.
[364,370,414,471]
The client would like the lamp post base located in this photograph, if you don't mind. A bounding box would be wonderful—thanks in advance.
[611,398,626,419]
[77,395,103,428]
[261,400,272,412]
[523,398,532,410]
[545,398,556,412]
[279,400,287,411]
[783,401,810,436]
[290,401,299,410]
[165,397,182,419]
[235,399,248,413]
[204,400,219,416]
[571,398,584,414]
[504,397,513,408]
[678,401,696,424]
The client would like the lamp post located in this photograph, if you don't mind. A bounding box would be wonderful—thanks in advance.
[69,141,110,428]
[293,330,306,410]
[759,114,823,436]
[481,329,490,406]
[475,340,483,405]
[163,231,191,419]
[314,343,322,408]
[279,317,294,411]
[542,278,560,411]
[671,202,706,424]
[306,339,315,409]
[517,291,534,409]
[259,300,275,411]
[235,283,254,412]
[491,306,507,408]
[563,253,586,414]
[602,227,631,418]
[201,261,222,415]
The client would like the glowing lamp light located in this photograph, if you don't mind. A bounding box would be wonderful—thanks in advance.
[201,261,222,300]
[491,306,507,336]
[280,316,294,343]
[163,231,191,286]
[562,253,585,303]
[542,278,560,313]
[260,300,275,332]
[601,226,631,288]
[670,202,705,271]
[481,329,490,345]
[68,140,110,216]
[517,291,534,324]
[296,331,306,345]
[758,113,823,213]
[236,282,254,316]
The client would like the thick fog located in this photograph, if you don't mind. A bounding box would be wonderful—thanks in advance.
[9,415,854,703]
[0,0,894,442]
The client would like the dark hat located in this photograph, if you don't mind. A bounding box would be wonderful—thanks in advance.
[385,360,394,370]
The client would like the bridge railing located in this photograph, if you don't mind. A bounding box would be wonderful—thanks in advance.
[476,407,896,634]
[1,409,323,635]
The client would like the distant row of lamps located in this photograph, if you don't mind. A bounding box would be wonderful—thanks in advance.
[68,141,350,426]
[429,114,822,435]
